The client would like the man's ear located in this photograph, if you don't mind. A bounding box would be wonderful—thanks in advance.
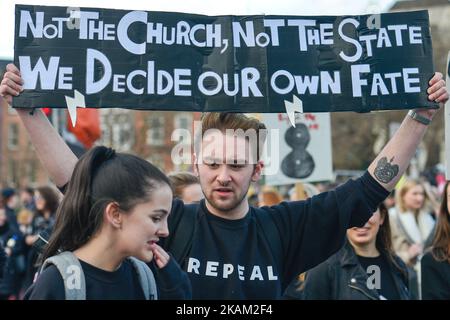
[105,202,123,229]
[251,160,264,182]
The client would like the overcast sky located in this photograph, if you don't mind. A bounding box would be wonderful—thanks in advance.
[0,0,396,59]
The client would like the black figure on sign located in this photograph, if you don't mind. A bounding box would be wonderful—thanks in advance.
[281,123,315,179]
[447,58,450,78]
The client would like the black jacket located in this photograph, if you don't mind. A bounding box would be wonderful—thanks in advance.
[285,241,410,300]
[0,222,25,296]
[0,223,24,257]
[5,207,19,231]
[0,242,6,278]
[421,251,450,300]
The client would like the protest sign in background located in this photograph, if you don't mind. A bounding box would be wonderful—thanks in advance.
[262,113,332,184]
[14,5,437,114]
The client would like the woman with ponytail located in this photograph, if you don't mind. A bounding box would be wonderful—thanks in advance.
[23,146,191,300]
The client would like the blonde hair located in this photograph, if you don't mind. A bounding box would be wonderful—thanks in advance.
[17,208,34,225]
[395,179,427,213]
[259,187,283,206]
[289,183,320,201]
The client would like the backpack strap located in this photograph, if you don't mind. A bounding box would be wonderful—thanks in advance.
[40,251,86,300]
[253,208,285,284]
[128,257,158,300]
[167,203,201,268]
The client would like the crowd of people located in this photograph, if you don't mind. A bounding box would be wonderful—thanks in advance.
[0,63,449,300]
[0,186,59,299]
[1,162,448,300]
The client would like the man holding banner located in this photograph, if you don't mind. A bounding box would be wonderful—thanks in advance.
[1,5,449,299]
[1,65,447,299]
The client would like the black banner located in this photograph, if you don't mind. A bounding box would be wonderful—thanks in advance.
[13,5,437,113]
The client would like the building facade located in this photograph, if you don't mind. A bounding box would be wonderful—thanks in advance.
[0,100,50,189]
[99,109,201,174]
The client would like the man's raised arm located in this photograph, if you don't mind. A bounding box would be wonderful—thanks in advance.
[367,72,448,191]
[0,63,77,187]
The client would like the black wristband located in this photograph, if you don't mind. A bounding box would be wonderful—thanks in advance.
[407,110,431,125]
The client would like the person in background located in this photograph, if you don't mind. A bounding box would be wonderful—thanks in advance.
[258,187,283,207]
[23,186,60,289]
[20,187,36,212]
[16,209,33,237]
[0,207,7,280]
[289,183,320,201]
[16,208,34,294]
[421,181,450,299]
[0,241,6,279]
[288,203,410,300]
[389,179,435,298]
[168,172,203,204]
[26,186,59,246]
[0,207,25,300]
[247,193,259,207]
[422,180,440,218]
[1,188,19,230]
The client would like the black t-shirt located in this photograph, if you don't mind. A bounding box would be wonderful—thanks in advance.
[186,203,280,299]
[163,172,389,299]
[357,254,400,300]
[23,258,145,300]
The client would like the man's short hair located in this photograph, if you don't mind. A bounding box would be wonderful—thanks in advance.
[195,113,267,162]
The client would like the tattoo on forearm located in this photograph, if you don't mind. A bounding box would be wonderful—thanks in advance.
[374,156,399,184]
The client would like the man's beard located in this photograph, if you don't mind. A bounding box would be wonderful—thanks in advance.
[206,189,248,213]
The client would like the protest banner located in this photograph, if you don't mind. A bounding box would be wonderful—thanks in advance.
[14,5,437,120]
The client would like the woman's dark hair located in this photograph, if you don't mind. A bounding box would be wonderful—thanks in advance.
[375,202,392,253]
[375,202,408,280]
[431,181,450,263]
[36,186,60,215]
[41,146,172,262]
